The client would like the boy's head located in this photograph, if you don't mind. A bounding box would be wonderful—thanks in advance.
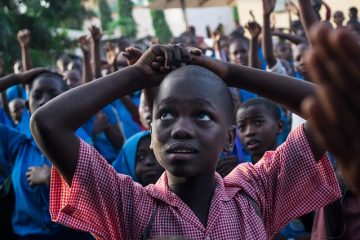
[135,134,164,186]
[275,41,293,62]
[294,43,310,80]
[9,98,25,124]
[67,58,82,75]
[236,98,283,163]
[334,11,345,27]
[26,72,69,114]
[291,20,306,39]
[349,7,358,20]
[229,38,249,66]
[150,65,236,178]
[56,53,71,74]
[63,70,82,89]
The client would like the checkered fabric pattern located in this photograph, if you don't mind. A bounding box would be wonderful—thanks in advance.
[49,125,341,240]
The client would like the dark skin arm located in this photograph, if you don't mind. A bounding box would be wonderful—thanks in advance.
[298,0,319,41]
[262,0,277,68]
[0,68,48,92]
[246,21,261,68]
[189,51,323,160]
[79,35,93,83]
[272,30,306,45]
[17,29,32,71]
[93,112,124,151]
[1,92,9,116]
[90,26,103,79]
[30,45,185,185]
[302,24,360,193]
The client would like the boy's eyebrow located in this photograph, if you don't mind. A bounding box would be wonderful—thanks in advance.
[237,115,266,121]
[158,97,217,111]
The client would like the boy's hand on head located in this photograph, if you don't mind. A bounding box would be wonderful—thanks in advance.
[16,67,50,85]
[25,165,51,186]
[262,0,276,16]
[302,23,360,192]
[89,25,103,42]
[78,35,91,53]
[246,21,262,39]
[133,44,191,86]
[122,47,143,66]
[106,42,120,66]
[17,29,31,47]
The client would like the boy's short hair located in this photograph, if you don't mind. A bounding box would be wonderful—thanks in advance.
[238,97,281,120]
[155,65,234,124]
[29,72,69,92]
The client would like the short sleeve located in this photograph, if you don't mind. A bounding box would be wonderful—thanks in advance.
[49,139,152,240]
[225,125,341,237]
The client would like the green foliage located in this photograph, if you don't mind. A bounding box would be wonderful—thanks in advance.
[0,0,90,73]
[150,9,172,43]
[99,0,112,33]
[117,0,137,37]
[232,6,239,25]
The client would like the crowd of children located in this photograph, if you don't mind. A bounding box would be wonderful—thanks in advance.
[1,0,360,239]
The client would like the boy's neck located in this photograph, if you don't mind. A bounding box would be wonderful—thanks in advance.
[167,170,216,227]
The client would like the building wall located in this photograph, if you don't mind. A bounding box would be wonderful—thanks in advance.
[133,6,235,38]
[236,0,360,31]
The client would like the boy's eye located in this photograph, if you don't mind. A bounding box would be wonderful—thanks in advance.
[137,154,145,161]
[160,112,174,120]
[255,120,263,126]
[196,112,211,121]
[237,124,245,131]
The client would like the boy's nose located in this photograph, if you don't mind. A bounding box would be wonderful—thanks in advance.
[171,118,194,139]
[244,125,256,136]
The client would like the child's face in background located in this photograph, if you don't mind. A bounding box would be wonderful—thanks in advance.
[64,70,83,89]
[9,98,25,124]
[294,44,309,80]
[236,105,283,163]
[275,42,293,62]
[27,76,64,114]
[334,11,345,27]
[151,77,234,179]
[135,136,164,186]
[229,40,249,66]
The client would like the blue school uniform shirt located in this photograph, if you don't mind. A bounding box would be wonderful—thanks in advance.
[112,131,150,182]
[6,85,27,102]
[0,107,13,127]
[83,105,120,163]
[112,98,141,139]
[0,124,27,184]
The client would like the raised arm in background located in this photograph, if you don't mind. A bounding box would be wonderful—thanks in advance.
[246,21,261,68]
[89,26,103,79]
[262,0,277,68]
[78,35,93,83]
[17,29,32,71]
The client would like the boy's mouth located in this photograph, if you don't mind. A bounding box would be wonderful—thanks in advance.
[166,143,199,154]
[246,140,260,151]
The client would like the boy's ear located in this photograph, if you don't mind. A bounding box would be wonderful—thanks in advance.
[223,125,236,152]
[25,100,30,112]
[276,120,284,136]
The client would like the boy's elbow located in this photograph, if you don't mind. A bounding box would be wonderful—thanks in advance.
[30,108,55,140]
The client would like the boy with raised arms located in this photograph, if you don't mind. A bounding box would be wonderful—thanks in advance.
[31,43,340,239]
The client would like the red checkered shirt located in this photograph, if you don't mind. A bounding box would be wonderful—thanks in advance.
[49,125,341,240]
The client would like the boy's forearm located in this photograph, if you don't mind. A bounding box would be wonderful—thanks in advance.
[190,55,315,117]
[263,14,277,68]
[227,64,315,117]
[298,0,319,41]
[105,125,124,151]
[33,66,146,134]
[82,51,93,83]
[249,38,259,68]
[272,32,305,45]
[21,45,32,71]
[92,41,102,79]
[1,91,9,115]
[0,73,20,92]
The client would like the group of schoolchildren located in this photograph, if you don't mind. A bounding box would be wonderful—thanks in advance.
[0,0,360,239]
